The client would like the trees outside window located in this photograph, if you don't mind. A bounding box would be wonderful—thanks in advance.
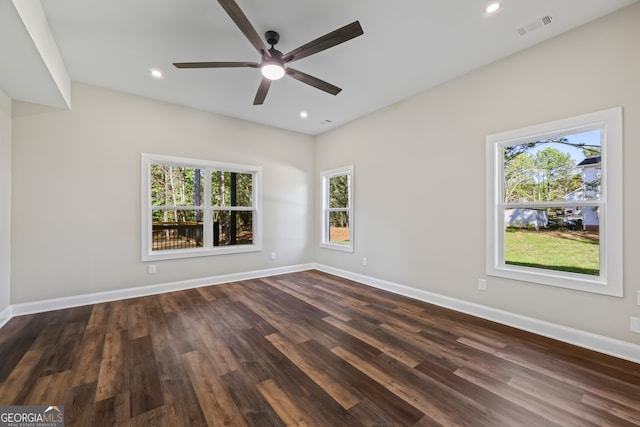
[486,108,622,296]
[142,153,261,261]
[321,166,354,252]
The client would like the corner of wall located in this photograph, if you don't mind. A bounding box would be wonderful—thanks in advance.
[0,89,12,316]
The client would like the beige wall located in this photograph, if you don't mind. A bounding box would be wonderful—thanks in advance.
[315,4,640,344]
[0,90,10,314]
[11,83,315,303]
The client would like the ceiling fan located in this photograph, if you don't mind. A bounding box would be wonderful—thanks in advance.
[173,0,364,105]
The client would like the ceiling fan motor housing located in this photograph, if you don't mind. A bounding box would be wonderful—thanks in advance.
[265,30,280,46]
[267,48,283,63]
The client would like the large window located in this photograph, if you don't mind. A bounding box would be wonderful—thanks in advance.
[142,153,261,261]
[486,108,622,296]
[321,166,354,252]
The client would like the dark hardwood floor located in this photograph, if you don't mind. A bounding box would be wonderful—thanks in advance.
[1,270,639,426]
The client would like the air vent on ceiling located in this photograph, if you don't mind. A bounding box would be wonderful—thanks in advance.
[517,15,553,36]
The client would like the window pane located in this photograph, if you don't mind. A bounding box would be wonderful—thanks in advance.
[211,171,253,207]
[152,210,203,251]
[329,211,350,244]
[503,130,601,203]
[329,175,349,208]
[504,208,599,276]
[213,210,253,246]
[150,165,203,206]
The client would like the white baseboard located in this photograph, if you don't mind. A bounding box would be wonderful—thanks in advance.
[313,263,640,365]
[0,305,11,329]
[4,262,639,365]
[10,263,314,317]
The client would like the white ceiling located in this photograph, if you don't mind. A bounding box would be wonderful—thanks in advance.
[3,0,638,135]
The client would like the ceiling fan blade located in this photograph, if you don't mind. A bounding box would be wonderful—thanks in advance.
[253,77,271,105]
[286,68,342,96]
[283,21,363,63]
[217,0,271,57]
[173,61,259,69]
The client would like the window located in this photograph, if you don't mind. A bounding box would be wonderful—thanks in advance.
[321,166,354,252]
[486,108,622,296]
[141,153,261,261]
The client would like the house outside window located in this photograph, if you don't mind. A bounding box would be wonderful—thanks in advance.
[320,166,354,252]
[486,108,622,296]
[577,156,601,231]
[142,153,262,261]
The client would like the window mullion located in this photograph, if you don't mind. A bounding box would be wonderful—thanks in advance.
[203,168,212,248]
[225,206,253,211]
[503,201,602,209]
[151,205,199,210]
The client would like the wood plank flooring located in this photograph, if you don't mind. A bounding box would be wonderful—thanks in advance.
[1,270,639,426]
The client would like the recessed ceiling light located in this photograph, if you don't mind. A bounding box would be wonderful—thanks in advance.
[485,2,501,14]
[300,111,308,119]
[150,69,163,79]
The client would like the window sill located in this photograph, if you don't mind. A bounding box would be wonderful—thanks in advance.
[487,264,621,297]
[320,242,354,253]
[142,244,262,262]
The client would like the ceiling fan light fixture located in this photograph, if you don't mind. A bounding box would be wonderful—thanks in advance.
[261,63,285,80]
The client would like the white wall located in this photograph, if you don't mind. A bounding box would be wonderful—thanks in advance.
[6,3,640,352]
[11,83,314,303]
[0,90,11,318]
[315,3,640,344]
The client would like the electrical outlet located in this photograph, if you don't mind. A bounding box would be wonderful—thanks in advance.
[362,257,368,266]
[630,317,640,334]
[270,252,277,260]
[478,279,487,291]
[148,264,157,274]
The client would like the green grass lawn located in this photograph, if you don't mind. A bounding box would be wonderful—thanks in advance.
[505,229,600,276]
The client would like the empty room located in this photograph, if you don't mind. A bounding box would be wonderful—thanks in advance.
[1,0,639,425]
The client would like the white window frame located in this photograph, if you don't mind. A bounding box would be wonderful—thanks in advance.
[141,153,262,261]
[486,107,623,297]
[320,165,354,252]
